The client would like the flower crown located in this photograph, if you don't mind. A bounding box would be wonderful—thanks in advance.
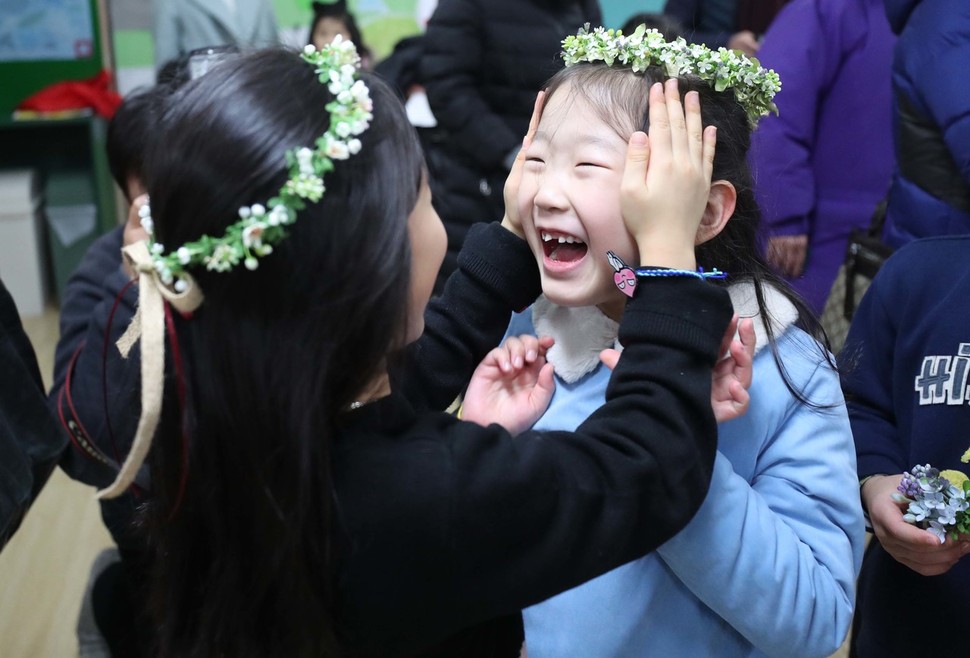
[140,35,374,291]
[561,24,781,126]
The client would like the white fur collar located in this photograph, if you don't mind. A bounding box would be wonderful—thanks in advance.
[532,296,620,384]
[530,281,798,383]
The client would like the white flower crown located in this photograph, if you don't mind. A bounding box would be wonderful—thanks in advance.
[561,24,781,126]
[141,35,374,292]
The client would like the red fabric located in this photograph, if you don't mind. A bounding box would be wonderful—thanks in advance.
[16,70,122,119]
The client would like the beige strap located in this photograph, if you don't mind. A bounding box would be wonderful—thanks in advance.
[96,241,203,500]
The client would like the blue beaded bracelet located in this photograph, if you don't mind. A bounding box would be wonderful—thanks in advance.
[607,251,727,298]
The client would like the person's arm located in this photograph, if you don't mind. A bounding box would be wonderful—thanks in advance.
[419,0,520,169]
[841,261,970,575]
[398,95,543,411]
[0,280,66,550]
[752,0,862,277]
[398,223,541,412]
[657,356,864,658]
[51,227,141,488]
[344,277,733,655]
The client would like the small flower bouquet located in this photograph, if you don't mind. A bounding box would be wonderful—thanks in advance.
[894,453,970,543]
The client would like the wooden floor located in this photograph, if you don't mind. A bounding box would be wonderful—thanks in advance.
[0,305,851,658]
[0,306,113,658]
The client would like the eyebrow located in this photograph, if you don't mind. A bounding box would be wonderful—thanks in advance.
[531,131,622,153]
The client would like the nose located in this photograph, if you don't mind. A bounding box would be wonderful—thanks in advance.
[532,168,570,214]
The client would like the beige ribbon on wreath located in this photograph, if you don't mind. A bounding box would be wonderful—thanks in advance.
[96,241,204,500]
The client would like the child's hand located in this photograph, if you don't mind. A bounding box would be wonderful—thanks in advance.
[124,194,150,248]
[462,334,556,435]
[711,315,755,423]
[620,80,717,270]
[599,316,756,424]
[502,91,545,239]
[863,474,970,576]
[122,194,151,279]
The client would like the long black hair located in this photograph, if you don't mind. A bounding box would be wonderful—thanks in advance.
[542,63,836,406]
[142,48,424,657]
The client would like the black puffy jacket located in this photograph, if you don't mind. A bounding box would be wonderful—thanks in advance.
[420,0,602,291]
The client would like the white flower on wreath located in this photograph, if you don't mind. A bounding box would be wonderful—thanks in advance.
[205,243,240,272]
[242,223,265,248]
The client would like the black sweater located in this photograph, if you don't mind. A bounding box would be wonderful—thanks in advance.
[332,226,733,655]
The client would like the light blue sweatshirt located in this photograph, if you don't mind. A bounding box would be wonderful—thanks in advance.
[508,284,865,658]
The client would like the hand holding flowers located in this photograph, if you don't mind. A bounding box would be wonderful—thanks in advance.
[864,450,970,577]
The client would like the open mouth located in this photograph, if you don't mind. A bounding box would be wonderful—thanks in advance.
[541,231,588,263]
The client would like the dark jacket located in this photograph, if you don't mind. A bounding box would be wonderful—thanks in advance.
[419,0,601,291]
[882,0,970,247]
[51,225,145,549]
[0,279,66,550]
[333,224,732,655]
[840,236,970,656]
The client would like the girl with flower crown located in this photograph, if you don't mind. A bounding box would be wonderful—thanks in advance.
[501,26,865,657]
[95,37,756,656]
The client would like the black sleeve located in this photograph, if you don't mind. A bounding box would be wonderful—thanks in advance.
[0,280,66,550]
[51,226,142,489]
[397,222,541,411]
[446,279,731,615]
[343,277,732,654]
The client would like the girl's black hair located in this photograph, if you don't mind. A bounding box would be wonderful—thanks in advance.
[143,48,424,657]
[308,0,370,60]
[542,64,836,407]
[107,85,172,202]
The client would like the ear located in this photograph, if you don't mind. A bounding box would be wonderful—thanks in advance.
[695,180,737,246]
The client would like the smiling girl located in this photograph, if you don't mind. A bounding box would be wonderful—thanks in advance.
[509,27,866,658]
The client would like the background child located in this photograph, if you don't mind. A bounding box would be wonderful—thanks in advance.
[107,42,741,657]
[510,28,865,657]
[307,0,372,67]
[52,82,173,656]
[842,236,970,656]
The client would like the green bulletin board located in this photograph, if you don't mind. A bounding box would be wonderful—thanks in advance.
[0,0,106,116]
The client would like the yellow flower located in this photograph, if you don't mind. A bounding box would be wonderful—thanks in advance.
[940,470,969,488]
[961,447,970,463]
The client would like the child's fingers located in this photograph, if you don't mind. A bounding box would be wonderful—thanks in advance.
[487,345,514,373]
[621,131,650,202]
[526,91,546,144]
[702,125,717,183]
[734,318,756,388]
[503,336,528,369]
[647,82,670,161]
[533,362,557,405]
[599,348,621,371]
[718,313,740,359]
[729,381,749,412]
[664,78,687,163]
[684,90,704,166]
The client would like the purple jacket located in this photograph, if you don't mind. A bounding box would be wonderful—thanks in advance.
[749,0,895,313]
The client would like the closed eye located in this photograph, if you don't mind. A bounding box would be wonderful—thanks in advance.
[578,162,608,169]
